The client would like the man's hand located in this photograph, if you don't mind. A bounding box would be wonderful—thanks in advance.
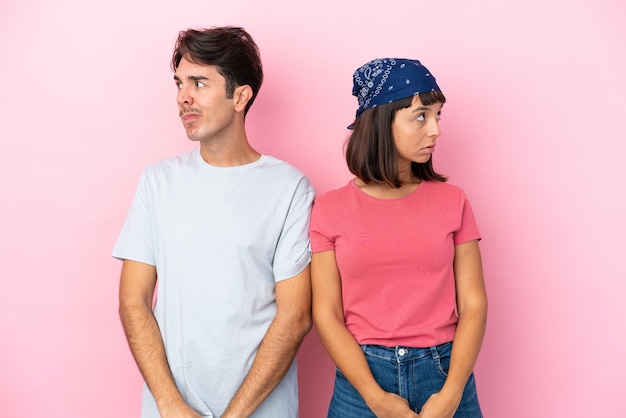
[160,403,203,418]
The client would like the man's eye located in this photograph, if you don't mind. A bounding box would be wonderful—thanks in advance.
[196,81,205,88]
[176,82,183,89]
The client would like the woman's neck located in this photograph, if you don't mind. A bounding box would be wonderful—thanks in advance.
[353,177,421,199]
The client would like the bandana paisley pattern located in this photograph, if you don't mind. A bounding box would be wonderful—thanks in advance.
[350,58,441,126]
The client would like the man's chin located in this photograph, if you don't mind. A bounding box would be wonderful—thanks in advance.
[184,129,202,141]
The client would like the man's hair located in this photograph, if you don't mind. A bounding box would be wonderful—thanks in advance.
[346,91,448,188]
[171,26,263,115]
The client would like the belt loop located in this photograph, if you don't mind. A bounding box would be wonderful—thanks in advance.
[429,345,440,360]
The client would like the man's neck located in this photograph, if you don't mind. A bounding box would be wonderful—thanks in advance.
[199,135,261,167]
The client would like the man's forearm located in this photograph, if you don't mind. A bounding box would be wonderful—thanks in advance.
[120,301,192,415]
[221,313,312,418]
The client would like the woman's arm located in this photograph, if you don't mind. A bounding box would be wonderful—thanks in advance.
[419,239,488,418]
[312,250,419,418]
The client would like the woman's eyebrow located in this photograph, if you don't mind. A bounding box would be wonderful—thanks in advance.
[411,104,443,113]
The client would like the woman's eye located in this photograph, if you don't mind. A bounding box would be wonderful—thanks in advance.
[416,114,425,122]
[436,112,442,120]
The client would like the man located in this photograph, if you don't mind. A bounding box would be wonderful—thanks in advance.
[113,26,314,418]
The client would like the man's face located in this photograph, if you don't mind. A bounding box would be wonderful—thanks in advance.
[174,57,236,143]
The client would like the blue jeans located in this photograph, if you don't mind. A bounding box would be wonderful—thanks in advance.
[327,342,482,417]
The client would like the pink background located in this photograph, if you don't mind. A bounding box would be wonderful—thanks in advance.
[1,1,625,417]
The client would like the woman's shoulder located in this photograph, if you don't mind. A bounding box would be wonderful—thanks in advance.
[314,181,355,205]
[424,180,466,195]
[421,181,473,206]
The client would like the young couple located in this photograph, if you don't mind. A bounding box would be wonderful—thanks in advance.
[113,26,487,418]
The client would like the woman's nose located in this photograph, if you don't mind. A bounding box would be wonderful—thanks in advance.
[429,118,441,137]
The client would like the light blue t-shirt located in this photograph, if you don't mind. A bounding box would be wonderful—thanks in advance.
[113,148,315,417]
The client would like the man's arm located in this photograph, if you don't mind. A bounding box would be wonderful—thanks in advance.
[221,265,313,418]
[118,259,201,418]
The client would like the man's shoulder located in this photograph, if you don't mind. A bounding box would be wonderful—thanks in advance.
[258,155,313,189]
[260,155,302,175]
[151,148,196,167]
[142,149,197,175]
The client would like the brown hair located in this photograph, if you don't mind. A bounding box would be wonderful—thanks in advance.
[171,26,263,115]
[346,91,448,188]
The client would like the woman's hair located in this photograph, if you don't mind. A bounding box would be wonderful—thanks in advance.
[346,90,448,188]
[171,26,263,115]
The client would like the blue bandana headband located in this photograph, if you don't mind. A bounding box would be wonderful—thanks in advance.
[350,58,441,129]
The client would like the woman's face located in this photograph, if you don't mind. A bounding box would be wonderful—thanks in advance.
[391,95,443,167]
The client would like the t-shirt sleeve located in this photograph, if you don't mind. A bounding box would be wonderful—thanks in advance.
[272,176,315,282]
[309,195,336,254]
[112,170,155,266]
[453,191,482,245]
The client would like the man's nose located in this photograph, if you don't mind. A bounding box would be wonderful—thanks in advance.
[177,86,194,106]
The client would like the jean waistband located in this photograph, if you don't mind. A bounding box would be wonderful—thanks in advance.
[360,341,452,362]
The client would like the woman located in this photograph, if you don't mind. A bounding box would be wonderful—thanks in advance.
[310,58,487,418]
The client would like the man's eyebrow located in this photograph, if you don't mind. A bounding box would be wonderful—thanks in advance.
[173,75,209,81]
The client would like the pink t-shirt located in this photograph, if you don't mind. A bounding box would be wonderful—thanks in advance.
[310,180,481,347]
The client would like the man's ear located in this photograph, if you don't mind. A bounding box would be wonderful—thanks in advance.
[233,85,253,113]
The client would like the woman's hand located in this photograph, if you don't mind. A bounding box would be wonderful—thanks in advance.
[418,391,461,418]
[369,391,421,418]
